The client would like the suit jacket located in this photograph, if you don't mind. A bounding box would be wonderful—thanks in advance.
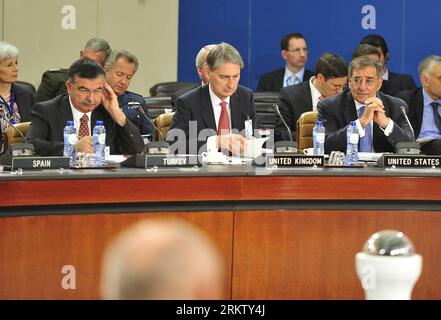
[11,82,36,122]
[380,72,417,96]
[256,67,314,92]
[27,94,144,156]
[317,89,414,153]
[36,69,68,102]
[275,81,313,141]
[167,84,256,153]
[396,88,423,138]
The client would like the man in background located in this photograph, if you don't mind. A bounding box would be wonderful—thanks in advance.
[257,32,314,92]
[104,49,154,138]
[36,38,111,102]
[101,218,224,300]
[275,52,348,142]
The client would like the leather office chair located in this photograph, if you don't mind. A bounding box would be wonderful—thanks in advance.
[254,91,279,129]
[149,81,199,97]
[296,111,317,150]
[144,96,175,119]
[15,81,36,94]
[154,112,175,141]
[4,121,31,151]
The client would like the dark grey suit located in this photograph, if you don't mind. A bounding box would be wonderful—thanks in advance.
[256,68,314,92]
[275,81,313,141]
[380,72,417,96]
[317,89,414,153]
[27,94,144,156]
[167,84,256,154]
[11,82,35,121]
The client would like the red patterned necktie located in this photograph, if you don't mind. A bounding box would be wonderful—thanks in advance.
[217,101,230,135]
[78,114,90,138]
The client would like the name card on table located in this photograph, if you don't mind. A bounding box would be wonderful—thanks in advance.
[122,154,201,168]
[0,156,70,170]
[379,154,441,168]
[266,154,325,168]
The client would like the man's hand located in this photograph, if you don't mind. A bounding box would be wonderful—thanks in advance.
[217,134,247,156]
[365,97,390,129]
[101,82,127,127]
[76,136,94,154]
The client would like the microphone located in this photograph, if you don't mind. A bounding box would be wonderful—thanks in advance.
[396,106,420,155]
[272,104,298,153]
[3,118,34,156]
[131,102,169,154]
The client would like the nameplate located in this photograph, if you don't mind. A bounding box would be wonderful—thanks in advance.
[266,154,325,168]
[0,156,70,170]
[380,154,441,168]
[122,154,201,168]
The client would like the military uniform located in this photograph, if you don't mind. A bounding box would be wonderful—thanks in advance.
[36,69,69,102]
[118,91,155,138]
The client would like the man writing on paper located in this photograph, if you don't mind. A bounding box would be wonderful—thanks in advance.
[318,56,414,154]
[167,43,256,155]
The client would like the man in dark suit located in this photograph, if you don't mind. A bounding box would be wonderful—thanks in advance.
[167,43,255,155]
[257,33,314,92]
[360,34,416,96]
[27,59,144,156]
[36,38,111,102]
[396,55,441,155]
[275,52,348,142]
[318,56,414,154]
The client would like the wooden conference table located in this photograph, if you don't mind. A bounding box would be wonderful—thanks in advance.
[1,163,441,299]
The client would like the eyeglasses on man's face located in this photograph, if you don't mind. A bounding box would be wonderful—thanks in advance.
[350,76,379,87]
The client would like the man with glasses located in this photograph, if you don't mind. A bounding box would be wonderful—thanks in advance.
[257,32,314,92]
[275,53,348,142]
[317,56,414,154]
[28,59,144,156]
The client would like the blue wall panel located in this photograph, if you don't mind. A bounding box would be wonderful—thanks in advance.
[179,0,439,91]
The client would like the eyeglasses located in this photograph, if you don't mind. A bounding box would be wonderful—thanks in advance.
[350,77,378,87]
[75,85,104,96]
[286,48,309,54]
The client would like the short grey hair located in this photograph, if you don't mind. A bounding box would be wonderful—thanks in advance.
[84,38,112,59]
[105,49,139,73]
[349,56,383,78]
[418,55,441,77]
[206,42,244,71]
[195,44,217,68]
[0,41,19,62]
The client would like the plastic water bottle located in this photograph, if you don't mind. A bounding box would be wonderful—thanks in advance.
[346,121,359,165]
[93,121,106,166]
[313,121,325,155]
[63,121,77,166]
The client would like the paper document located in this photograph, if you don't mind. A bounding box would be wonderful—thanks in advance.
[105,155,128,163]
[358,152,384,162]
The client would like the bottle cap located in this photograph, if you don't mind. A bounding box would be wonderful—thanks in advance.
[96,120,104,125]
[315,121,323,126]
[67,121,74,126]
[350,121,356,126]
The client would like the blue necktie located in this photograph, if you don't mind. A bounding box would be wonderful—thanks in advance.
[285,76,292,87]
[431,102,441,132]
[358,106,373,152]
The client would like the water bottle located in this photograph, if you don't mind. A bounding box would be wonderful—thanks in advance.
[313,121,325,155]
[63,121,77,166]
[346,121,359,165]
[93,121,106,166]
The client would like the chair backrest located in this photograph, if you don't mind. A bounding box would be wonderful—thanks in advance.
[296,111,317,150]
[15,81,36,94]
[144,96,175,119]
[254,91,279,129]
[149,81,199,97]
[154,112,175,141]
[4,121,31,151]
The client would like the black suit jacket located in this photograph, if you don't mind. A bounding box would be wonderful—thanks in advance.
[167,84,256,153]
[396,88,423,138]
[27,94,144,156]
[275,81,313,141]
[11,82,35,122]
[36,69,68,102]
[380,72,417,96]
[317,89,414,153]
[256,68,314,92]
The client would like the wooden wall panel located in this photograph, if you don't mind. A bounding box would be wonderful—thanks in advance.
[232,210,441,299]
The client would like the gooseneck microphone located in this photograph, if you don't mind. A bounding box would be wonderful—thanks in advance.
[272,104,298,153]
[400,105,415,140]
[131,102,169,154]
[395,105,420,155]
